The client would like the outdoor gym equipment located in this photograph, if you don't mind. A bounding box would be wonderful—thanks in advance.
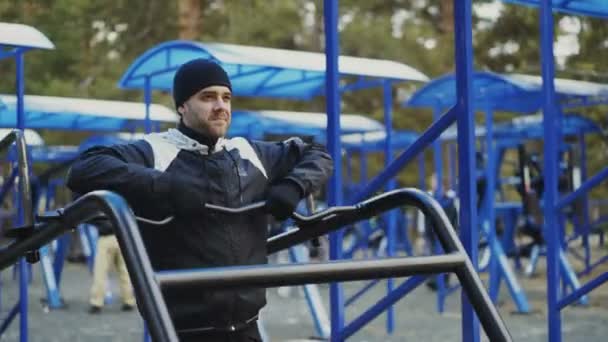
[0,188,511,341]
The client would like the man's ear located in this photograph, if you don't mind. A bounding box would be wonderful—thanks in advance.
[177,105,185,116]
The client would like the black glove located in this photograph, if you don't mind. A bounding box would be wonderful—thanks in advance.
[266,181,303,221]
[156,172,207,217]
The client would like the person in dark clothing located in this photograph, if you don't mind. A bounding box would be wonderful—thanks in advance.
[66,59,333,342]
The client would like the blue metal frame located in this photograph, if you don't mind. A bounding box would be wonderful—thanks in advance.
[323,2,345,341]
[524,0,608,340]
[453,2,479,340]
[382,80,396,333]
[320,1,481,340]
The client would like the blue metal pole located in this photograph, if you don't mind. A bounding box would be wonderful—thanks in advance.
[16,52,25,130]
[485,108,500,301]
[361,152,368,185]
[324,1,344,340]
[383,80,395,334]
[345,150,352,200]
[15,50,29,342]
[144,76,152,133]
[540,0,561,340]
[418,154,426,191]
[433,106,444,196]
[578,132,591,270]
[449,143,457,191]
[453,1,479,341]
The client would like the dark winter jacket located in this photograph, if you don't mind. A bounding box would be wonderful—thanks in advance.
[66,126,333,332]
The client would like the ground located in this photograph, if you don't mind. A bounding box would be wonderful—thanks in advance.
[1,247,607,341]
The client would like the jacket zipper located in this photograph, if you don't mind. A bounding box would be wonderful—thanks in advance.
[222,153,239,326]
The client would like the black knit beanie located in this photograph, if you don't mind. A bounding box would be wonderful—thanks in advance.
[172,59,232,110]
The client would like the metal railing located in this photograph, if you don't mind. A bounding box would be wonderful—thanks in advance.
[0,129,35,260]
[0,188,512,342]
[0,191,178,342]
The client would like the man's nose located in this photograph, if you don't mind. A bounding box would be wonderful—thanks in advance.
[213,98,228,111]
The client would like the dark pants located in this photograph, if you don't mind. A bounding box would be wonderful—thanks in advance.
[177,324,262,342]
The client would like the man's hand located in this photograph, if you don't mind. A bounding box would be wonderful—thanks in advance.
[266,180,303,221]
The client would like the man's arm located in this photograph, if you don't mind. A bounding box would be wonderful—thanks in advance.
[254,138,334,196]
[66,141,172,218]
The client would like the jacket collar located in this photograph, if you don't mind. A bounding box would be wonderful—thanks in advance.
[163,128,226,155]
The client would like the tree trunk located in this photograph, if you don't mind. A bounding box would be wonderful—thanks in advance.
[439,0,454,34]
[177,0,201,40]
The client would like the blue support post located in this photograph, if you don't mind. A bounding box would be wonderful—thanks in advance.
[38,245,63,309]
[345,150,352,200]
[361,151,368,185]
[482,134,531,313]
[382,80,396,334]
[15,50,29,342]
[578,132,591,271]
[144,76,152,134]
[453,1,479,341]
[539,1,561,340]
[418,154,426,191]
[486,109,500,301]
[432,105,447,313]
[449,143,457,191]
[16,52,25,130]
[323,1,344,340]
[433,106,444,196]
[558,251,588,305]
[288,246,331,339]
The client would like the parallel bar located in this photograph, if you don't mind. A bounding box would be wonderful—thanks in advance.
[0,192,178,342]
[156,254,465,289]
[556,167,608,210]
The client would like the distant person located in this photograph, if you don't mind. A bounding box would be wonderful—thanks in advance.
[88,218,136,314]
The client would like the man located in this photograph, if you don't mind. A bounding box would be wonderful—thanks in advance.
[67,59,333,341]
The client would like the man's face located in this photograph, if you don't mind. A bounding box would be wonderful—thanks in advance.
[179,85,232,140]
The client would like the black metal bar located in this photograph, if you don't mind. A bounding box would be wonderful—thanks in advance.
[265,188,511,341]
[0,130,19,152]
[0,191,178,342]
[14,130,33,228]
[0,129,35,261]
[156,254,465,290]
[267,188,463,254]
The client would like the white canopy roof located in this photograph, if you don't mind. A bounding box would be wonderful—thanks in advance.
[202,42,430,82]
[0,94,177,131]
[0,23,54,50]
